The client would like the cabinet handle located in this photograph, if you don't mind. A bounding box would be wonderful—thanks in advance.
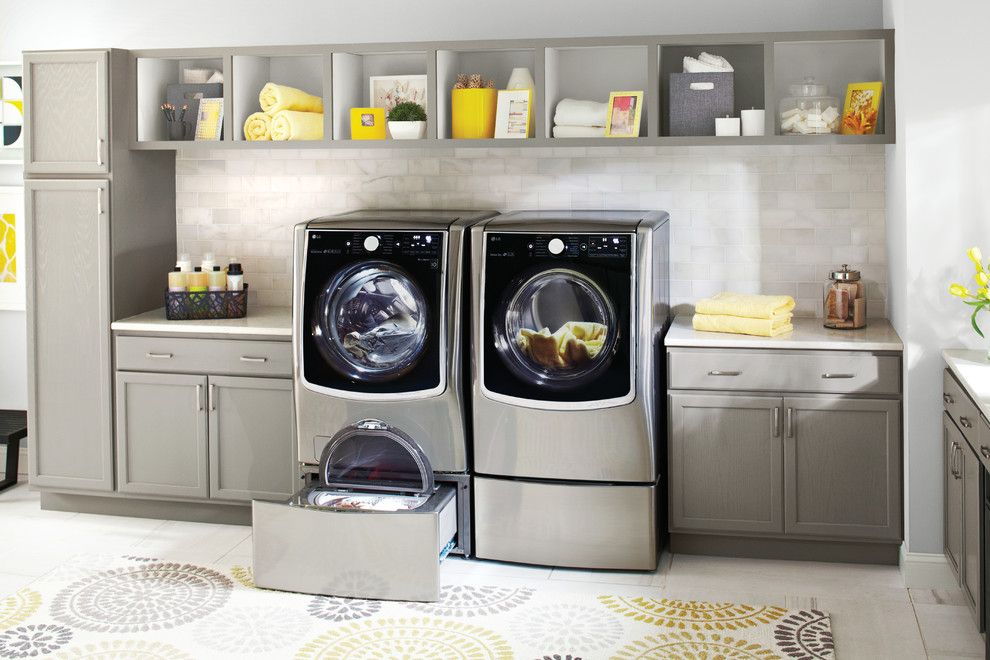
[708,370,741,377]
[822,373,855,379]
[240,356,268,363]
[960,416,974,429]
[145,352,173,359]
[196,384,203,411]
[772,407,781,438]
[944,393,955,405]
[981,446,990,461]
[96,137,103,166]
[950,442,961,479]
[956,445,964,480]
[209,383,216,411]
[786,407,794,438]
[97,190,104,216]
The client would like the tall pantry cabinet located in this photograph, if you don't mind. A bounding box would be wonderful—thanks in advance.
[24,50,176,491]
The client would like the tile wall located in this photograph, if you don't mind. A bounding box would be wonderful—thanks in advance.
[175,143,886,316]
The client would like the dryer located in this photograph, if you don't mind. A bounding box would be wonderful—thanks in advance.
[471,210,670,570]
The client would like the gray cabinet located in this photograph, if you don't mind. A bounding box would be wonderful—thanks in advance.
[944,413,964,576]
[784,397,901,540]
[963,439,981,613]
[23,50,109,174]
[209,376,295,502]
[26,180,113,492]
[670,394,782,534]
[115,372,209,498]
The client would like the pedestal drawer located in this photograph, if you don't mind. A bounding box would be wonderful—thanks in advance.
[668,350,900,395]
[115,336,291,377]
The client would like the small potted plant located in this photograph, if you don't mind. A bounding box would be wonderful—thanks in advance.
[387,101,427,140]
[949,246,990,359]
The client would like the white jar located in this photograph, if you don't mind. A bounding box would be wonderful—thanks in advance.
[779,78,840,135]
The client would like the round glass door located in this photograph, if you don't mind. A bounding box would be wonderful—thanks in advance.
[494,267,619,389]
[312,261,429,382]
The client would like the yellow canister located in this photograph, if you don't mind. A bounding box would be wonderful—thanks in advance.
[451,88,498,139]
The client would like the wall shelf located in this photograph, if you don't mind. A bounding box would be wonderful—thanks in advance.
[129,29,894,151]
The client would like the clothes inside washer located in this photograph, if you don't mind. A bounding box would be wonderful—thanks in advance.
[516,321,607,369]
[338,277,421,363]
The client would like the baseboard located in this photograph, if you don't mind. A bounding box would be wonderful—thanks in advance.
[899,546,958,588]
[0,444,28,477]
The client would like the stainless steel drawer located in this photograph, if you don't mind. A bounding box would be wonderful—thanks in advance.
[115,336,291,377]
[943,369,982,445]
[668,349,900,395]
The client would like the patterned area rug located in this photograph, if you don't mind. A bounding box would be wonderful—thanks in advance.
[0,555,834,659]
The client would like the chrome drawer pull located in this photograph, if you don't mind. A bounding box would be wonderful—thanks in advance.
[240,356,268,363]
[944,393,955,405]
[960,416,974,429]
[981,446,990,460]
[196,384,203,412]
[146,352,173,359]
[772,407,781,438]
[708,370,741,376]
[822,373,855,379]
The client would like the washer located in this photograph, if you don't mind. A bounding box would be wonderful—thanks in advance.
[471,210,670,570]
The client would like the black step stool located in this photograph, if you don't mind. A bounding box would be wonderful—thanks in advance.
[0,410,26,492]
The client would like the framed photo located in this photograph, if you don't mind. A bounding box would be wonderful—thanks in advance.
[0,186,25,311]
[369,75,428,115]
[605,91,643,138]
[350,107,386,140]
[494,89,531,139]
[194,97,224,141]
[840,81,883,135]
[0,63,23,158]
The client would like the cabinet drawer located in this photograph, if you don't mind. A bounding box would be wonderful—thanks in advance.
[668,350,900,395]
[943,369,982,445]
[116,336,291,377]
[977,415,990,473]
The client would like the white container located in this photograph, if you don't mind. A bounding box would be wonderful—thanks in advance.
[176,253,192,273]
[200,251,216,272]
[741,108,765,136]
[506,67,535,136]
[387,121,427,140]
[714,116,740,136]
[779,78,840,135]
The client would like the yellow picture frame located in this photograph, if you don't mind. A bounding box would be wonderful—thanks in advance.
[350,107,387,140]
[194,98,224,141]
[605,91,643,138]
[840,81,883,135]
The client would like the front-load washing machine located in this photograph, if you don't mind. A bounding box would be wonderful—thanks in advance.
[471,210,670,570]
[253,209,494,602]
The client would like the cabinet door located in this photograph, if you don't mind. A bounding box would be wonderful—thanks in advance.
[115,372,209,498]
[783,397,901,540]
[962,440,981,615]
[26,180,112,491]
[208,376,296,502]
[23,51,109,174]
[945,413,965,581]
[670,393,783,534]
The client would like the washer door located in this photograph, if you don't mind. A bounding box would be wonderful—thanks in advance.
[494,267,619,390]
[318,419,434,496]
[312,261,429,383]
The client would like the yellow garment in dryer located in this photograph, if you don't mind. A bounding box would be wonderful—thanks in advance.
[692,313,793,338]
[258,82,324,114]
[695,292,795,320]
[270,110,324,141]
[516,321,607,369]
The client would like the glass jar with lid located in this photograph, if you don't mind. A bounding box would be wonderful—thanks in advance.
[779,78,841,135]
[824,265,867,329]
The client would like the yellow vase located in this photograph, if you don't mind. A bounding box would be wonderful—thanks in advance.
[451,88,497,139]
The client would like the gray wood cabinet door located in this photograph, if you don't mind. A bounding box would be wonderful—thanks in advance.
[115,372,209,498]
[26,180,112,491]
[208,376,296,502]
[783,397,902,540]
[670,393,783,534]
[943,413,964,581]
[23,51,109,174]
[962,440,981,613]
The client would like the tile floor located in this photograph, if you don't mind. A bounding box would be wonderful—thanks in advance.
[0,483,982,659]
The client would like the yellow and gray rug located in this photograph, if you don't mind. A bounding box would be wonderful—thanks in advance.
[0,555,834,659]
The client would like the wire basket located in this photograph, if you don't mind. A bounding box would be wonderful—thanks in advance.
[165,285,248,320]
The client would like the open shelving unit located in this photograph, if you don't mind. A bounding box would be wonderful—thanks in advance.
[129,29,894,150]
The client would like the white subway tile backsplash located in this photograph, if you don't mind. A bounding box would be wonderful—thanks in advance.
[175,144,886,316]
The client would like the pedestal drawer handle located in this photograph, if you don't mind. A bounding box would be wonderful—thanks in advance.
[944,393,955,405]
[960,416,974,429]
[822,373,855,379]
[980,446,990,460]
[708,370,741,376]
[240,356,268,363]
[146,352,173,359]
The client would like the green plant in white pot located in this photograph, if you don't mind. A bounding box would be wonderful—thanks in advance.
[387,102,427,140]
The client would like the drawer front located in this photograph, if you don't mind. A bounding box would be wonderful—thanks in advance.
[978,415,990,473]
[669,350,900,395]
[116,336,291,377]
[943,369,982,445]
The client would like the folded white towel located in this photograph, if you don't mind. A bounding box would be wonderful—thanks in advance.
[698,52,734,71]
[553,98,609,128]
[552,125,606,138]
[682,54,734,73]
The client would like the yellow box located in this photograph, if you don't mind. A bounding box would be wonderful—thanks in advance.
[451,88,497,139]
[350,107,386,140]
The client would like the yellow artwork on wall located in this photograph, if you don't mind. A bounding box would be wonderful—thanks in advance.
[0,212,14,283]
[0,187,24,310]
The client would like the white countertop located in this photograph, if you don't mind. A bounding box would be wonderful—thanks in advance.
[111,306,291,338]
[943,349,990,422]
[665,315,903,352]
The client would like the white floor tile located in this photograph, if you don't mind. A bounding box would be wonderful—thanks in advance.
[914,603,985,658]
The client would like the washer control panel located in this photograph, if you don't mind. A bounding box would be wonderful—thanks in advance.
[487,232,632,260]
[307,230,445,269]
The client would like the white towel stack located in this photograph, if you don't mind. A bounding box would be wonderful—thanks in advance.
[682,52,734,73]
[552,98,608,138]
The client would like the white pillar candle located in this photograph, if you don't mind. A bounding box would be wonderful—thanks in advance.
[741,108,765,136]
[715,116,741,137]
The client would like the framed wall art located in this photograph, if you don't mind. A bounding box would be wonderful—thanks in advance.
[605,91,643,138]
[0,63,23,160]
[494,89,531,139]
[369,74,428,115]
[0,186,25,310]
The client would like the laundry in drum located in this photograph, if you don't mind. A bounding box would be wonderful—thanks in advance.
[338,276,421,361]
[516,321,607,369]
[306,491,427,511]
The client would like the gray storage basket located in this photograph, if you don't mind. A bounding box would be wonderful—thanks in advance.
[668,72,734,136]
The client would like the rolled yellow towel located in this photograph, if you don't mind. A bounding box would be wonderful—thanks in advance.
[270,110,324,141]
[692,313,794,337]
[695,292,796,320]
[243,112,272,141]
[259,83,323,114]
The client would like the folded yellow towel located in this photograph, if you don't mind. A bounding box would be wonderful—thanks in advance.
[259,83,323,114]
[693,313,794,337]
[270,110,324,141]
[243,112,272,141]
[695,292,796,320]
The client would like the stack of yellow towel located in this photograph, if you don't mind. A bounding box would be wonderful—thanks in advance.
[243,83,324,141]
[693,292,795,337]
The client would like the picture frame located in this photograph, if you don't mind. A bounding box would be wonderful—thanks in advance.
[840,81,883,135]
[605,91,643,138]
[494,89,531,139]
[194,97,224,141]
[0,62,24,157]
[0,186,25,311]
[369,74,428,115]
[350,107,387,140]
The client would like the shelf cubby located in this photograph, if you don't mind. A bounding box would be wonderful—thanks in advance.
[136,54,225,143]
[331,50,427,140]
[231,54,328,141]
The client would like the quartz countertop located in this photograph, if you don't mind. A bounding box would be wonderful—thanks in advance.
[943,349,990,422]
[665,315,903,352]
[111,306,291,339]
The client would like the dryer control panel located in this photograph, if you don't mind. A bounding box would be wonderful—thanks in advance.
[308,230,445,269]
[486,232,632,261]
